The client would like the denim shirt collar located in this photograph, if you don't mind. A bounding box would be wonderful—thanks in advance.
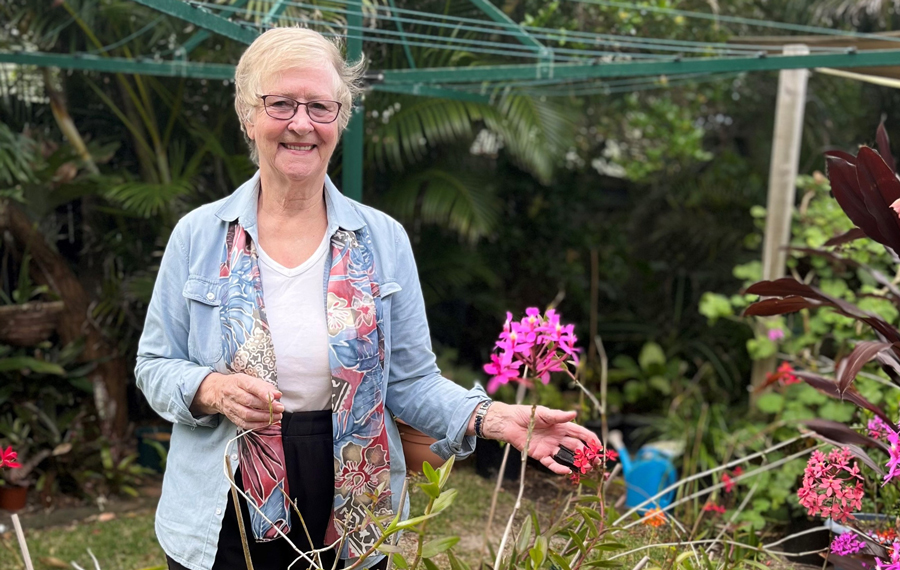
[214,170,366,234]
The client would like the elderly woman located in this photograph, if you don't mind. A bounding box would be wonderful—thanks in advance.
[136,27,599,570]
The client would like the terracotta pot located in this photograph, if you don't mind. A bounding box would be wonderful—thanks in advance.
[397,422,445,473]
[0,484,28,511]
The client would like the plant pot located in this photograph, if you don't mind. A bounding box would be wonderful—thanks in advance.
[0,484,28,511]
[397,422,445,474]
[0,301,64,347]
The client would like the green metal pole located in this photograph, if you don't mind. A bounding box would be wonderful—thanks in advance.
[342,0,364,202]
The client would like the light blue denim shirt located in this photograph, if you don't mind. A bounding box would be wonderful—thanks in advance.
[135,172,489,570]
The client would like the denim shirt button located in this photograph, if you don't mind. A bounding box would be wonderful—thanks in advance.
[206,292,215,301]
[231,454,238,461]
[215,508,222,515]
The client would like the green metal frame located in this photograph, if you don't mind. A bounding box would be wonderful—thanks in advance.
[179,0,252,56]
[0,51,236,79]
[467,0,551,60]
[382,49,900,83]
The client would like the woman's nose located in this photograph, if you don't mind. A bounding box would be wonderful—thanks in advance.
[287,108,314,133]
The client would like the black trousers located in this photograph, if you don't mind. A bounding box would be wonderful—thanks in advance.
[167,410,388,570]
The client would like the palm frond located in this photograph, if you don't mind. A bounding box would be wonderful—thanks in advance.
[0,124,40,187]
[103,179,192,218]
[381,167,500,243]
[483,94,576,184]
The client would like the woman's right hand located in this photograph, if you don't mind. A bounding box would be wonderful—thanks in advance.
[190,372,285,430]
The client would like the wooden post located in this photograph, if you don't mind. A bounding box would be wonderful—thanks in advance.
[750,44,810,400]
[342,0,364,202]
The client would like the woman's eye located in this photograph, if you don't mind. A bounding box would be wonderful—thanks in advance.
[309,102,328,111]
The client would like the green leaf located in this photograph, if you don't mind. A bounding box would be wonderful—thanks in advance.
[418,480,441,500]
[529,536,548,568]
[377,544,402,555]
[423,559,440,570]
[422,461,439,485]
[549,553,573,570]
[432,488,457,513]
[422,536,460,559]
[638,342,666,371]
[583,561,622,568]
[0,357,66,376]
[593,543,627,552]
[395,511,441,530]
[437,454,456,489]
[516,516,533,554]
[392,554,409,569]
[755,392,784,414]
[447,550,470,570]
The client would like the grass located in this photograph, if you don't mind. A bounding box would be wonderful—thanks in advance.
[0,509,165,570]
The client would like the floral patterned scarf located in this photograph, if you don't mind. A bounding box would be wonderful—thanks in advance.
[219,222,393,558]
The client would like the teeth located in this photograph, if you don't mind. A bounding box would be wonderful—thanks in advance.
[284,143,314,151]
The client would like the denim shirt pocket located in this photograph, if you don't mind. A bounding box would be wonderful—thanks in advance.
[182,276,225,366]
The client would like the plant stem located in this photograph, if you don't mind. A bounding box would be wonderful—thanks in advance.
[409,497,436,570]
[481,380,528,562]
[493,403,537,570]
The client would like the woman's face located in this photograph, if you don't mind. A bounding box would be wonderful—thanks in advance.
[246,65,341,186]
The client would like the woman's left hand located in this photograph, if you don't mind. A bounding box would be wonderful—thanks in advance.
[477,402,601,475]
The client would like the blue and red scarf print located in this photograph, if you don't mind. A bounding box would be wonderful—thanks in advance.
[219,222,393,558]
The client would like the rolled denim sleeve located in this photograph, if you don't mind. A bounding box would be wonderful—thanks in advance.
[135,221,219,429]
[384,225,489,459]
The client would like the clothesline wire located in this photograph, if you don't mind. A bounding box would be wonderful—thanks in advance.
[222,5,700,61]
[450,71,729,92]
[564,0,900,43]
[519,71,743,97]
[212,0,855,56]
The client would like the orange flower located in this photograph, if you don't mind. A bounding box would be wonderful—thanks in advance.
[642,507,666,527]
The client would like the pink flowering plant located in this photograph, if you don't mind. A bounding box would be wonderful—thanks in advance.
[797,448,864,523]
[483,307,579,394]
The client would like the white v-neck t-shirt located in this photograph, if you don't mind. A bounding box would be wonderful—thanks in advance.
[256,234,332,412]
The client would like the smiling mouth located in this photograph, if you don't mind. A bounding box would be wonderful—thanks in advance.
[282,143,316,151]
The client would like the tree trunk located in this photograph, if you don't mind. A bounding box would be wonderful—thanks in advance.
[0,199,128,438]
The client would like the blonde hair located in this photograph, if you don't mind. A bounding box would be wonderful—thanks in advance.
[234,27,367,164]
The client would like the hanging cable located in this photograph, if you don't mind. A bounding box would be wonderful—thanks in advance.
[564,0,900,43]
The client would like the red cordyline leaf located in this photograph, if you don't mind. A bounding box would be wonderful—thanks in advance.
[787,247,900,300]
[826,153,891,246]
[823,227,868,247]
[877,120,896,173]
[794,371,896,432]
[744,278,900,343]
[803,419,888,453]
[856,147,900,251]
[837,341,893,393]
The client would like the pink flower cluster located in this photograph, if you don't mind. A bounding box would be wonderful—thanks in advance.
[878,542,900,570]
[831,533,867,556]
[884,430,900,486]
[483,308,579,394]
[870,417,891,440]
[797,448,864,523]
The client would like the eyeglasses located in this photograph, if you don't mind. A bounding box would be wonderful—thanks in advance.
[260,95,342,124]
